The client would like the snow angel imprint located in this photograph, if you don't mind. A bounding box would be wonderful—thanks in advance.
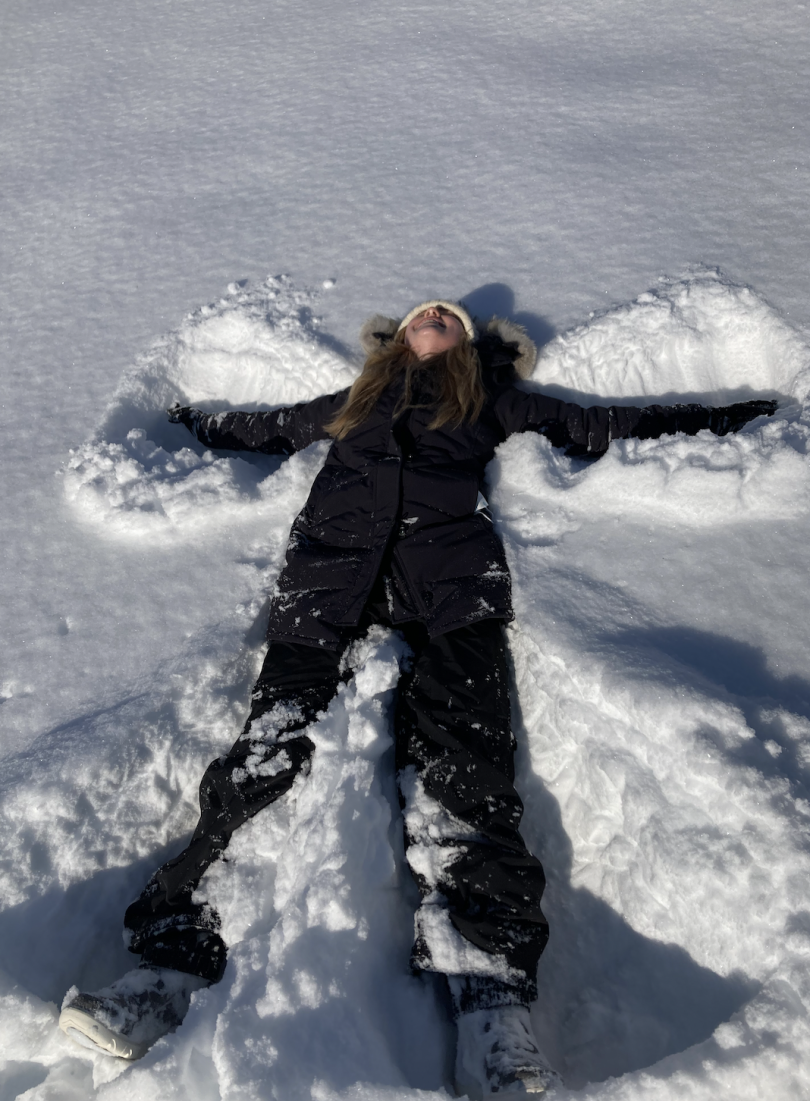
[59,300,777,1096]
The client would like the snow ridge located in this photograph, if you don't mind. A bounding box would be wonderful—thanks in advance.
[63,276,357,539]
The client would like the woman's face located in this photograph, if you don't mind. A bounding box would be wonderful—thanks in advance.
[403,306,465,359]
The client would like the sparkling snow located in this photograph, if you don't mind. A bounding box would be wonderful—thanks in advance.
[2,1,810,1098]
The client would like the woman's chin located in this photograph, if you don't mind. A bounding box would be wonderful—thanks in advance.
[413,342,456,359]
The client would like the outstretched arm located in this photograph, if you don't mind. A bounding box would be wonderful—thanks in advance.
[493,388,777,458]
[167,389,350,455]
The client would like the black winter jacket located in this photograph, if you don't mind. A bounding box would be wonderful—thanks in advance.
[174,337,775,648]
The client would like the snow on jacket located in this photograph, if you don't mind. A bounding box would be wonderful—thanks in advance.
[174,326,774,648]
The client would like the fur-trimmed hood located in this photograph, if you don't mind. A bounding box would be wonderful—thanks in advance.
[359,312,537,379]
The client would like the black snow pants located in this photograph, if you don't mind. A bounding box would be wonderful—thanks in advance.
[124,616,549,1011]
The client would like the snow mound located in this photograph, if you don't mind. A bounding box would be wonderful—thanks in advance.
[3,275,810,1098]
[63,276,357,538]
[509,271,810,529]
[532,268,810,405]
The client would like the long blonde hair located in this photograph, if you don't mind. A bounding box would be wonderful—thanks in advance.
[326,330,486,440]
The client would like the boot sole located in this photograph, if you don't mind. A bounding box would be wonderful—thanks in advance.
[59,1005,150,1060]
[455,1066,562,1097]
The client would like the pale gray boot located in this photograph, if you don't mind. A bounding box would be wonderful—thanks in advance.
[455,1004,562,1098]
[59,965,209,1060]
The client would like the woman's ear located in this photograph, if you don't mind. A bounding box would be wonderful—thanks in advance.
[359,314,400,356]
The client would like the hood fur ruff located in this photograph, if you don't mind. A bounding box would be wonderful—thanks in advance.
[359,311,537,379]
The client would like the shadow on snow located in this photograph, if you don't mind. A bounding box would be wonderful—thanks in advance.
[512,685,757,1090]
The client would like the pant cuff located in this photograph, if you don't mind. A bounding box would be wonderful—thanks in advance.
[136,928,227,984]
[446,973,537,1018]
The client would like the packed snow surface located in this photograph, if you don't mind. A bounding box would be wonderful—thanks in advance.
[3,0,810,1098]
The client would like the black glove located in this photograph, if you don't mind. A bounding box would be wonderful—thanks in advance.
[167,403,198,432]
[709,399,778,436]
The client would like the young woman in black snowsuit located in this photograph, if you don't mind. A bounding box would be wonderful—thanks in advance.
[60,301,776,1096]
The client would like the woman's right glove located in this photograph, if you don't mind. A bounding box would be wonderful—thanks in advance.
[167,403,199,433]
[708,399,778,436]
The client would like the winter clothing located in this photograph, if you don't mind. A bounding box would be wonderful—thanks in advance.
[124,639,337,984]
[126,612,548,1004]
[453,1003,562,1097]
[59,967,208,1060]
[141,319,777,1015]
[168,326,776,650]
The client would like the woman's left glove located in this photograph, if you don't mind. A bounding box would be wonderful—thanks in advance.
[709,399,778,435]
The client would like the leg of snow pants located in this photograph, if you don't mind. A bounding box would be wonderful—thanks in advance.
[124,641,346,982]
[396,619,549,1013]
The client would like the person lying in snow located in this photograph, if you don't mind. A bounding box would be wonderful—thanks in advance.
[59,300,776,1097]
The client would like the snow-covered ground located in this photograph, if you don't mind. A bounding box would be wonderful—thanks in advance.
[2,1,810,1098]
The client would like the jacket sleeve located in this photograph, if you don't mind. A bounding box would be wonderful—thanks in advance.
[171,389,351,455]
[492,387,777,458]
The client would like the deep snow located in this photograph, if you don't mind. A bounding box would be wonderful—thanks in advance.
[2,1,810,1098]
